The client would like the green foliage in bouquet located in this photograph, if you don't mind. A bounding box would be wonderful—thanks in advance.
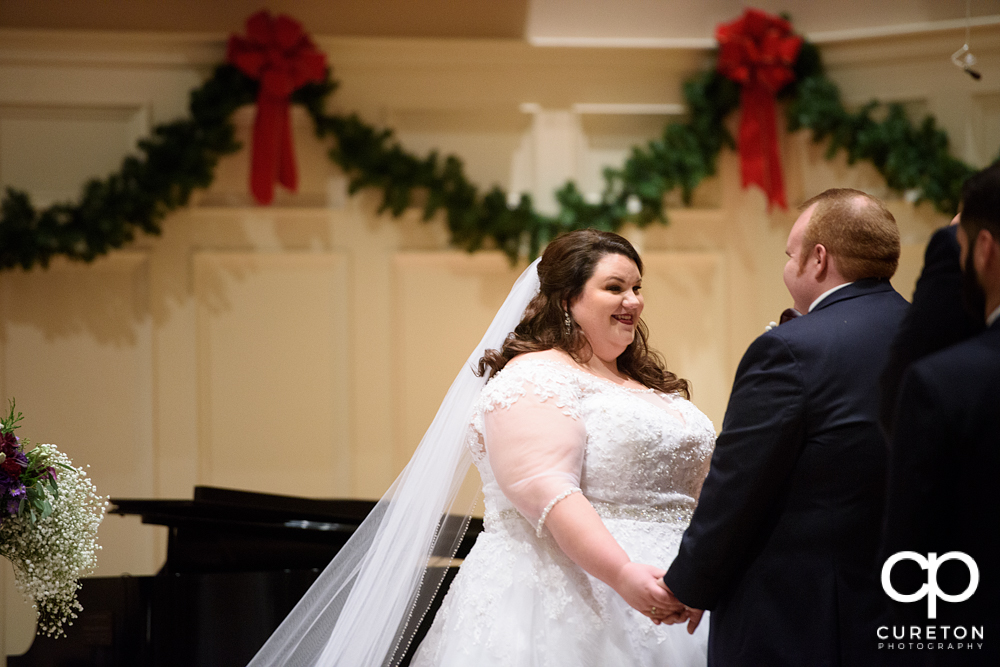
[0,401,73,525]
[0,22,983,271]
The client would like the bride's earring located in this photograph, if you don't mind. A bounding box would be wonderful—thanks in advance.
[564,310,573,335]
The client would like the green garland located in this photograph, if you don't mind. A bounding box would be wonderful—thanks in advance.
[0,35,978,271]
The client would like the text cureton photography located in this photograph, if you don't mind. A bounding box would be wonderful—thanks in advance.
[877,551,985,654]
[877,624,984,651]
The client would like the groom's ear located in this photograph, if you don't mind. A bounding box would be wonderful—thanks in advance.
[811,243,829,281]
[971,229,1000,286]
[976,229,998,268]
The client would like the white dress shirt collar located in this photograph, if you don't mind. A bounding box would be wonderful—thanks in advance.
[987,303,1000,328]
[808,282,854,313]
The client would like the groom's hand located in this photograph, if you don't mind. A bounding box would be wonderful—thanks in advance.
[656,580,704,633]
[683,608,704,634]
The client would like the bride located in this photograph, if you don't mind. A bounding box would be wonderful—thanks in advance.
[249,229,713,666]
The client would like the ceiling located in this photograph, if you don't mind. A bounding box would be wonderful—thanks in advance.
[0,0,996,43]
[528,0,1000,46]
[0,0,530,38]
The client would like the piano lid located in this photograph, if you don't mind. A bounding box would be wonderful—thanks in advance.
[109,486,483,573]
[110,485,377,528]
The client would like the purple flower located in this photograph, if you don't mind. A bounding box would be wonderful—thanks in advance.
[2,482,25,516]
[0,449,27,516]
[0,472,24,493]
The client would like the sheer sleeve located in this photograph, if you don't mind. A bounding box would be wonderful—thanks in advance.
[482,367,586,536]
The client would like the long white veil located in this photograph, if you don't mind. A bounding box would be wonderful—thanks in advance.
[248,258,542,667]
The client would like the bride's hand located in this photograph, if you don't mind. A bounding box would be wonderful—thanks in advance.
[612,562,683,624]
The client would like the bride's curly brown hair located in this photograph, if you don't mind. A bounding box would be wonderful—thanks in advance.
[477,229,689,397]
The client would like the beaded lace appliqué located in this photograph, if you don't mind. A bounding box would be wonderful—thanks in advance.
[477,360,583,418]
[466,360,583,464]
[535,486,582,536]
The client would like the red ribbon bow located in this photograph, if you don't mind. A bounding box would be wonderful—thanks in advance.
[716,9,802,210]
[227,11,327,205]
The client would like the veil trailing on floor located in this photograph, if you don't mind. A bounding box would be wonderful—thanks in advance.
[248,258,542,667]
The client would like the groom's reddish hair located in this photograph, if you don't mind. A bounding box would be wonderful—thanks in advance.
[799,189,900,281]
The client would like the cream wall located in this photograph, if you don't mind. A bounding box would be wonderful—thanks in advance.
[1,24,999,658]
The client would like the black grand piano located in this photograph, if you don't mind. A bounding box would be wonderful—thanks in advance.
[8,486,482,667]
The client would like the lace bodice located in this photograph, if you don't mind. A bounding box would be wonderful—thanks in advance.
[468,358,716,531]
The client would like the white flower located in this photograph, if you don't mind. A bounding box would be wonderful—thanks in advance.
[0,443,107,637]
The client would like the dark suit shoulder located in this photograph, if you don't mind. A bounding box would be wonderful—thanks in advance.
[734,326,807,383]
[920,224,962,276]
[878,226,985,436]
[908,325,1000,383]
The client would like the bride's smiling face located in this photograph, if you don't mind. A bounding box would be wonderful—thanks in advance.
[568,252,644,362]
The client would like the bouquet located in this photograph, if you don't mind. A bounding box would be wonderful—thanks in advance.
[0,400,107,637]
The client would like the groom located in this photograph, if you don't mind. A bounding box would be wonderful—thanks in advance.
[661,189,908,665]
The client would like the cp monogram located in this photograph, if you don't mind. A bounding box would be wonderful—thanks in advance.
[881,551,979,619]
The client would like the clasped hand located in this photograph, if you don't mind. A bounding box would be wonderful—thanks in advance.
[654,578,703,633]
[613,563,703,633]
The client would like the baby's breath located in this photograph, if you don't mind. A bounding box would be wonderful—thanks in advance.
[0,444,107,637]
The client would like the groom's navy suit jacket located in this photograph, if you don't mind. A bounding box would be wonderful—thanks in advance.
[665,278,908,667]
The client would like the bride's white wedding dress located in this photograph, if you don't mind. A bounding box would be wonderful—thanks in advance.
[411,357,714,667]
